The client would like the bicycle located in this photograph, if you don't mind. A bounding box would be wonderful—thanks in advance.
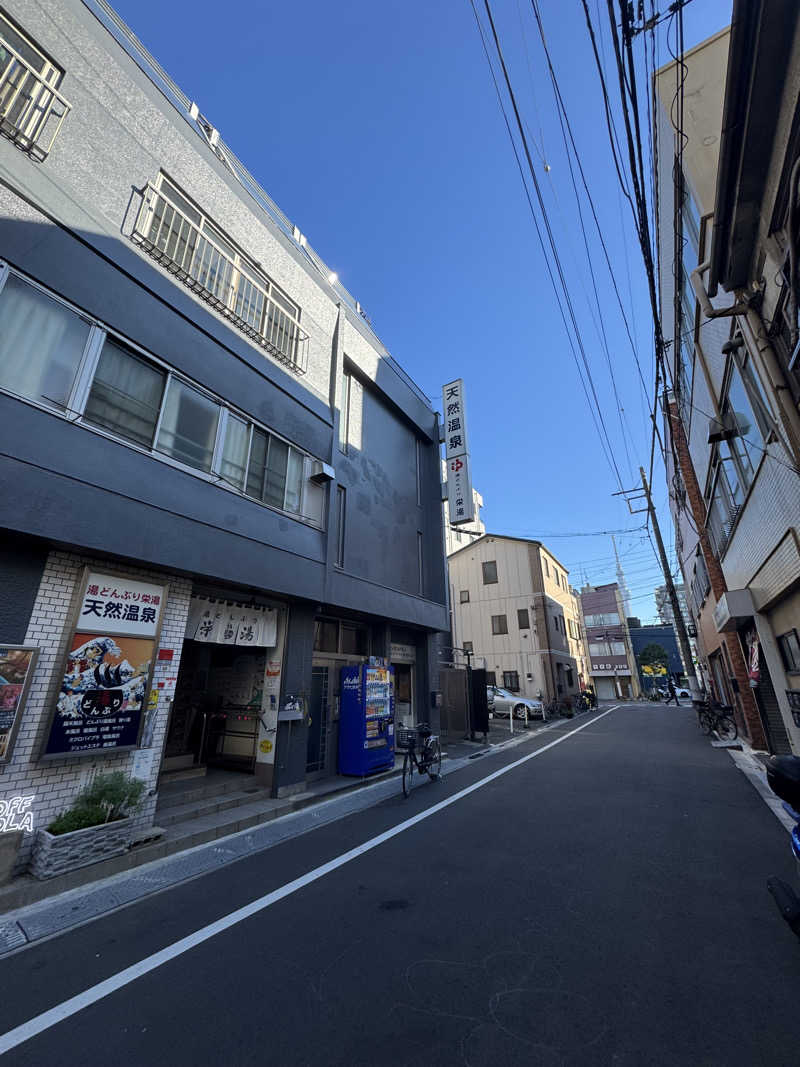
[696,699,738,742]
[396,723,442,797]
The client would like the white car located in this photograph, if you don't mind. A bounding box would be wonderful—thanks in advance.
[487,686,546,721]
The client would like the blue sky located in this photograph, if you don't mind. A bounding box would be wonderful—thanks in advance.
[113,0,732,619]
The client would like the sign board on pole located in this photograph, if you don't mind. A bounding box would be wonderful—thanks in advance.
[442,378,476,525]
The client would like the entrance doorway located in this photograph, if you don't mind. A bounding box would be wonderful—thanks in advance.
[306,659,351,779]
[164,642,267,775]
[393,663,414,726]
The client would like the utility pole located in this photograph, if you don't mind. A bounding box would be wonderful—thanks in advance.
[636,466,699,696]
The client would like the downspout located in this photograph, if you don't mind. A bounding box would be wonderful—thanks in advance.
[690,259,750,320]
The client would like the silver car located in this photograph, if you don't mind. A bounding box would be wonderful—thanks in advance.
[487,685,546,721]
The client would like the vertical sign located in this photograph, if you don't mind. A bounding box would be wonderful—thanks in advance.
[442,378,475,525]
[43,570,167,758]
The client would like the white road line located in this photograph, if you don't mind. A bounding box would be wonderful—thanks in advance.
[0,706,618,1057]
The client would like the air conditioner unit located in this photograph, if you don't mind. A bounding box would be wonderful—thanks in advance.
[707,411,737,443]
[309,460,335,485]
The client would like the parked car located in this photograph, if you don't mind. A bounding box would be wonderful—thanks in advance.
[487,686,545,721]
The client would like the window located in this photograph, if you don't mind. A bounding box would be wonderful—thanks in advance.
[133,175,308,371]
[156,378,219,473]
[589,640,625,657]
[417,531,424,594]
[460,590,470,604]
[0,263,324,525]
[244,428,304,514]
[0,273,93,412]
[543,558,550,578]
[462,640,473,654]
[335,486,346,569]
[313,619,338,653]
[690,550,710,612]
[491,614,508,635]
[315,618,368,655]
[339,370,352,454]
[482,560,498,585]
[778,630,800,673]
[0,11,70,158]
[340,623,368,655]
[517,608,530,629]
[485,671,497,686]
[503,671,520,692]
[584,613,620,628]
[84,339,166,449]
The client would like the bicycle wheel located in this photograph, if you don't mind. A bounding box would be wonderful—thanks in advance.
[427,739,442,780]
[402,751,414,797]
[716,715,738,742]
[699,710,713,736]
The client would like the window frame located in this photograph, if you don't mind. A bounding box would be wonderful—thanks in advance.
[0,262,325,528]
[517,608,530,629]
[482,560,498,585]
[491,614,508,636]
[459,590,470,604]
[502,670,520,692]
[778,629,800,674]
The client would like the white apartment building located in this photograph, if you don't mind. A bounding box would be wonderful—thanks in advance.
[448,534,587,705]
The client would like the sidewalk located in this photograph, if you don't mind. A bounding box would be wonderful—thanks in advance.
[0,712,579,957]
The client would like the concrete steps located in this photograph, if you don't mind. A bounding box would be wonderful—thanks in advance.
[156,787,273,828]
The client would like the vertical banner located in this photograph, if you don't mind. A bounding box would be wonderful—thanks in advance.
[442,378,475,525]
[43,571,167,758]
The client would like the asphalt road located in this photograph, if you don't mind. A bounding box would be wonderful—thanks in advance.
[2,704,800,1066]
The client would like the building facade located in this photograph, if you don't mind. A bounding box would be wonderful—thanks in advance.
[0,0,448,871]
[628,623,684,694]
[655,5,800,753]
[448,535,585,705]
[580,583,641,701]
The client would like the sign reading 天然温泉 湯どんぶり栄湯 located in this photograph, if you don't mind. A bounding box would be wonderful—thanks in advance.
[442,378,475,526]
[43,571,167,758]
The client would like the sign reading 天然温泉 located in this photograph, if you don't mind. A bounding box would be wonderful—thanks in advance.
[42,570,167,759]
[442,378,475,526]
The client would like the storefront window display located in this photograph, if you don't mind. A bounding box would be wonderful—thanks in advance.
[0,645,39,762]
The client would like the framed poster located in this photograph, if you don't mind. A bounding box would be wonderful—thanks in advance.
[0,645,39,763]
[41,569,168,759]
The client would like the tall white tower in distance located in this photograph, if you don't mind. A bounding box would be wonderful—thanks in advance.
[612,535,633,619]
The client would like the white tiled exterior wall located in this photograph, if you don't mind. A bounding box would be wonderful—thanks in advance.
[2,549,191,869]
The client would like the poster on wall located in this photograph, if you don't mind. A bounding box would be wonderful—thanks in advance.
[42,570,167,759]
[0,645,39,763]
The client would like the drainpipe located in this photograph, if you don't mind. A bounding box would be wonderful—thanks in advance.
[690,260,750,320]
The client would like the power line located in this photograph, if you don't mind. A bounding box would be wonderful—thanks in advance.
[474,0,626,491]
[467,0,624,488]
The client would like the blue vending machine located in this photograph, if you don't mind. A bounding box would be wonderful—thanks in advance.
[338,662,395,775]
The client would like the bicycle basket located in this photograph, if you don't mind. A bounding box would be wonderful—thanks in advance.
[395,725,417,751]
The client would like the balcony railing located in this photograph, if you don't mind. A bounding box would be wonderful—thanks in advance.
[132,183,309,373]
[0,38,71,159]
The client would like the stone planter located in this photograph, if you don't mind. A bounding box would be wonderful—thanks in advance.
[30,817,133,880]
[0,830,23,886]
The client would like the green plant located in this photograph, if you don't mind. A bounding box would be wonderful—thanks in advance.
[47,772,146,835]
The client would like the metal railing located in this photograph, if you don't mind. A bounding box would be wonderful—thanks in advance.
[86,0,432,407]
[132,183,308,372]
[0,37,71,158]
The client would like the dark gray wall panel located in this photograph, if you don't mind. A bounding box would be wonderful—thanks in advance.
[0,531,46,642]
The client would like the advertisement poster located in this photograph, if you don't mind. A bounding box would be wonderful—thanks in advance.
[0,646,38,762]
[43,570,166,758]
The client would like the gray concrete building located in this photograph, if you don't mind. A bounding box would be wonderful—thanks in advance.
[0,0,447,871]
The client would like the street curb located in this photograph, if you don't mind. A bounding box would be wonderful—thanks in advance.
[727,747,795,833]
[0,723,557,957]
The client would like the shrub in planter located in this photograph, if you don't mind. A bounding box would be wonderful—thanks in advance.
[47,772,146,835]
[31,772,146,880]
